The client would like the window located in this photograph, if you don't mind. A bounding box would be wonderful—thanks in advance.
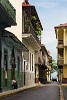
[58,49,63,58]
[23,13,30,33]
[32,54,33,71]
[17,56,20,78]
[30,53,31,71]
[26,62,28,70]
[4,49,8,87]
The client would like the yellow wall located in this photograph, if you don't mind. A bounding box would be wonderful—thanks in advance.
[58,31,63,40]
[63,66,67,78]
[65,30,67,42]
[64,48,67,64]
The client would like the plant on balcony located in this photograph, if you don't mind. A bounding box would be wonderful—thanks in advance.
[35,22,42,36]
[31,16,37,26]
[24,17,30,32]
[31,16,42,36]
[31,16,37,21]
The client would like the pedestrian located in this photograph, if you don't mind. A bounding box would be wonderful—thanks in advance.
[12,78,18,89]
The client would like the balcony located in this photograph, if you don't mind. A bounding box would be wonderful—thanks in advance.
[57,59,64,65]
[22,2,43,50]
[57,57,64,66]
[22,23,41,50]
[57,40,64,48]
[0,0,16,28]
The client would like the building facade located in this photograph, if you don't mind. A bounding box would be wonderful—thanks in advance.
[0,0,16,92]
[55,23,67,83]
[0,0,28,92]
[0,0,52,91]
[40,45,52,83]
[1,30,28,91]
[22,1,43,86]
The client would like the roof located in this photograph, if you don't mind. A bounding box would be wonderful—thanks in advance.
[41,44,48,55]
[22,1,43,30]
[55,23,67,28]
[22,2,34,7]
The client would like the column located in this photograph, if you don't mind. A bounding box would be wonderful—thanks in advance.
[63,29,66,64]
[63,28,66,46]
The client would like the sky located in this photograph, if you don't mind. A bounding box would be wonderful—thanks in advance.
[29,0,67,61]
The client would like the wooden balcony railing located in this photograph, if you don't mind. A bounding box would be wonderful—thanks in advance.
[0,0,16,21]
[57,59,64,65]
[23,23,41,46]
[58,57,67,65]
[58,40,63,45]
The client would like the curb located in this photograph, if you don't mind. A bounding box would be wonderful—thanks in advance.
[0,84,40,99]
[60,84,64,100]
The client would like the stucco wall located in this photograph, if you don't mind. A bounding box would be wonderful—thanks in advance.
[63,66,67,78]
[1,39,22,90]
[6,0,24,41]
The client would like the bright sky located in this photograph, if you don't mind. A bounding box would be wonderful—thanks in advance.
[29,0,67,61]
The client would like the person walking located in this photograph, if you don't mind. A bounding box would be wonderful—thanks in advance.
[12,78,18,89]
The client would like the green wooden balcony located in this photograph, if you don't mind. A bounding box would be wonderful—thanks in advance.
[0,0,16,28]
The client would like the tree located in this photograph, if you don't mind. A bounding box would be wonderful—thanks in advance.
[50,59,58,73]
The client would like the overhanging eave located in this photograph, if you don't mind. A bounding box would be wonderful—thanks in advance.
[22,33,41,50]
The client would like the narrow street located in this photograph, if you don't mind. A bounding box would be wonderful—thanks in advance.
[1,82,60,100]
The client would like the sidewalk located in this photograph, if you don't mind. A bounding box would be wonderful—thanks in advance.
[60,84,64,100]
[61,84,67,100]
[0,83,40,99]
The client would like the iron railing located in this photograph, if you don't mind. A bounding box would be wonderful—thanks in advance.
[57,59,64,65]
[58,57,67,65]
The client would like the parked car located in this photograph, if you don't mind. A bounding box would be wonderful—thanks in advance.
[52,78,57,82]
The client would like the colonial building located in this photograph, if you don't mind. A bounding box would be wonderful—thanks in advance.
[40,44,52,83]
[47,55,52,82]
[2,0,52,88]
[0,0,16,92]
[1,30,28,91]
[55,23,67,83]
[0,0,28,92]
[38,44,48,84]
[22,1,43,86]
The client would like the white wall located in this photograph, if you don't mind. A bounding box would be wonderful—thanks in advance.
[6,0,24,42]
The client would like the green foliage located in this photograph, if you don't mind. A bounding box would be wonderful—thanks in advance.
[35,23,42,36]
[31,16,42,36]
[31,16,37,21]
[25,17,30,32]
[50,59,59,73]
